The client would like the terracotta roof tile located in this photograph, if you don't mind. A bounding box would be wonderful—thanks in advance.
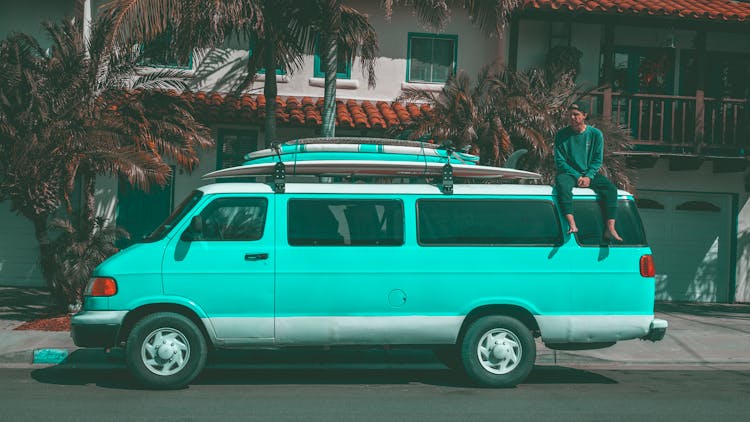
[135,91,429,130]
[524,0,750,22]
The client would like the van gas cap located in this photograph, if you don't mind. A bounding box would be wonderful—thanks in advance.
[388,289,407,307]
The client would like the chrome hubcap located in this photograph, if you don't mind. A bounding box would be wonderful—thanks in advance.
[141,328,190,376]
[476,328,522,375]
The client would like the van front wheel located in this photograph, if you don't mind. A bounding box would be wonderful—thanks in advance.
[461,316,535,388]
[126,312,207,389]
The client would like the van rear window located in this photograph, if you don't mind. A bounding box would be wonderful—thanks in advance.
[417,199,562,246]
[574,199,648,246]
[288,199,404,246]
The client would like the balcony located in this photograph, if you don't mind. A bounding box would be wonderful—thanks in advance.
[585,91,749,157]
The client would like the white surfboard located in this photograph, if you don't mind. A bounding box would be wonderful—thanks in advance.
[244,138,479,164]
[204,159,541,180]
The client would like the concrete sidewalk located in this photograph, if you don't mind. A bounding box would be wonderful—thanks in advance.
[1,287,749,369]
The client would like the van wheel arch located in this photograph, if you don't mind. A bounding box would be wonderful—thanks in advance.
[457,305,539,345]
[118,304,210,347]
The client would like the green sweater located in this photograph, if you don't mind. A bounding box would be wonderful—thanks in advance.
[554,125,603,179]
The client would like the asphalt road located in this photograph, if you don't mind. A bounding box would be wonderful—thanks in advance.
[0,366,748,421]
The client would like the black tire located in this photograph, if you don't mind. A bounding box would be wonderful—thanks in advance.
[432,345,462,371]
[460,315,535,388]
[125,312,207,389]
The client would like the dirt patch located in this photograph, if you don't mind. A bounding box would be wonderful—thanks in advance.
[14,315,71,332]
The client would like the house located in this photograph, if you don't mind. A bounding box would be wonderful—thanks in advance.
[0,0,748,303]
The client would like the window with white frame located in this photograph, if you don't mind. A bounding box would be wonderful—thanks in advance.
[407,33,457,84]
[314,39,352,79]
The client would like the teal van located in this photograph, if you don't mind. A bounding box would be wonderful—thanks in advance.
[71,178,667,389]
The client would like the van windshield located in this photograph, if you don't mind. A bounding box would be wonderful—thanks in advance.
[144,190,203,242]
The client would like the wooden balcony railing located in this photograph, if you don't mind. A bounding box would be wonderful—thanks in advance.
[584,91,748,155]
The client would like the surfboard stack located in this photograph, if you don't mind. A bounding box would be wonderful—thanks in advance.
[203,137,541,183]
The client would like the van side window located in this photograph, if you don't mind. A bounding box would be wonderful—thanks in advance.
[288,199,404,246]
[417,199,562,246]
[197,197,267,241]
[574,199,647,246]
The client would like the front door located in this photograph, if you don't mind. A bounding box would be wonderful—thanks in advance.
[116,169,174,248]
[163,194,275,340]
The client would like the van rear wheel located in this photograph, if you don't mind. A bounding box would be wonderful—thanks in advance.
[460,315,535,388]
[126,312,207,389]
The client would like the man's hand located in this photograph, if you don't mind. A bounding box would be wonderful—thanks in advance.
[577,176,591,188]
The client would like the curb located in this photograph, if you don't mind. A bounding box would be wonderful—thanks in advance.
[32,348,69,364]
[4,346,749,370]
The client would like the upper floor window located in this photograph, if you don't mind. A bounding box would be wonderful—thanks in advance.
[679,51,750,98]
[407,33,457,84]
[140,30,192,69]
[314,39,352,79]
[600,47,674,94]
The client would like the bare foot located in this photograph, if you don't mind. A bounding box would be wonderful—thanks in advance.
[605,220,623,242]
[565,214,577,235]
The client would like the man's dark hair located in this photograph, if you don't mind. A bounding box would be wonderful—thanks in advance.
[568,102,588,114]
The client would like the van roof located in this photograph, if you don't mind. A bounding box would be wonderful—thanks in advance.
[198,183,633,198]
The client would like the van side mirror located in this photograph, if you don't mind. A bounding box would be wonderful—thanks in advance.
[180,216,203,242]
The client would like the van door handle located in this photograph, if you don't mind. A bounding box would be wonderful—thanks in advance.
[244,253,269,261]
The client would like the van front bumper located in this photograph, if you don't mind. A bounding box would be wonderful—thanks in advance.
[70,310,127,348]
[641,318,668,342]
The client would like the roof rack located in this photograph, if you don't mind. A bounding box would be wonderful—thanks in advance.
[203,138,542,195]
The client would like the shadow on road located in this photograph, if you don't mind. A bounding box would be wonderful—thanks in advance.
[30,364,616,390]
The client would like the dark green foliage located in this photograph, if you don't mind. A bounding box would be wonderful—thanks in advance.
[47,217,128,311]
[0,16,212,310]
[396,64,635,191]
[545,45,583,82]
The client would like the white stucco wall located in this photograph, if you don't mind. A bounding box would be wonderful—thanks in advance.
[737,192,750,303]
[190,2,502,102]
[0,203,43,287]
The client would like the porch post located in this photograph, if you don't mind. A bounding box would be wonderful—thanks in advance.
[508,16,519,72]
[601,23,615,121]
[496,26,507,67]
[694,31,707,147]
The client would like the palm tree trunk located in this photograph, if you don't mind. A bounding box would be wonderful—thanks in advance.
[321,32,338,138]
[321,1,341,138]
[264,47,278,144]
[78,171,96,242]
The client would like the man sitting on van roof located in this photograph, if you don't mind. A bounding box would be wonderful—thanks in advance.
[554,103,622,242]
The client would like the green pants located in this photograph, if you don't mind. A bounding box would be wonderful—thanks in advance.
[555,173,618,220]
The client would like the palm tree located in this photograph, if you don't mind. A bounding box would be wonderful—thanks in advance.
[301,0,378,137]
[0,17,211,309]
[383,1,524,35]
[101,0,378,142]
[396,64,634,190]
[398,65,550,166]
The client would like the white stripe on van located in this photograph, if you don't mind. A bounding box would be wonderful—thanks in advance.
[203,314,653,346]
[274,316,464,345]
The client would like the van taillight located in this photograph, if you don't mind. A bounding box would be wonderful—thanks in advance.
[640,255,655,277]
[86,277,118,297]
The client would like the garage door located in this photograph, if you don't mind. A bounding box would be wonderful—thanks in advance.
[637,190,732,302]
[0,203,45,287]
